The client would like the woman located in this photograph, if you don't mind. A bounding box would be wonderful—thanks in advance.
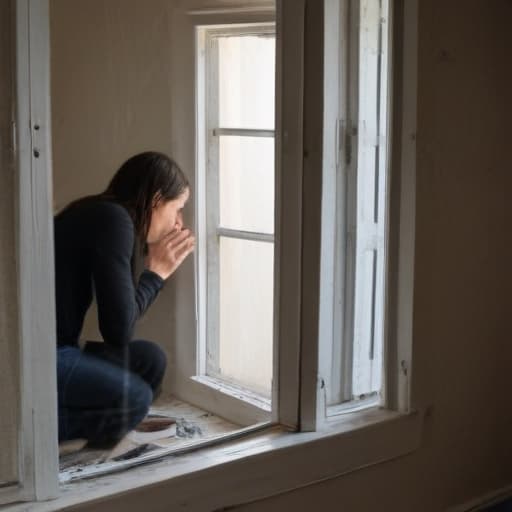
[55,151,195,447]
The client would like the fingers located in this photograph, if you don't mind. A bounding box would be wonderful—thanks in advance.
[171,238,195,268]
[165,228,193,246]
[173,242,195,268]
[174,236,195,260]
[145,228,195,279]
[149,228,193,247]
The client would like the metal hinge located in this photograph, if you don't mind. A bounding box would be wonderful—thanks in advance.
[345,127,352,166]
[336,118,354,168]
[335,118,342,169]
[345,123,357,166]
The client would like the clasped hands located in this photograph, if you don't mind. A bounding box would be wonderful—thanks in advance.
[145,228,195,280]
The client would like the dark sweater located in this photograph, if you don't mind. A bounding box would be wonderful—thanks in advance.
[54,199,164,348]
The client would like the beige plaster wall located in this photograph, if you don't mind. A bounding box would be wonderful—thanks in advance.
[49,0,512,510]
[50,0,189,395]
[0,0,20,485]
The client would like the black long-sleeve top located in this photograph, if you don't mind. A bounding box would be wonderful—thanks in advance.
[54,199,164,348]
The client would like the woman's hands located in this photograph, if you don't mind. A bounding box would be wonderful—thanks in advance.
[145,228,195,280]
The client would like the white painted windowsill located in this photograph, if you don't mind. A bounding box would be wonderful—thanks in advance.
[6,407,424,512]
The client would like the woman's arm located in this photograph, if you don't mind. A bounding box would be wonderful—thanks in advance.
[90,202,163,347]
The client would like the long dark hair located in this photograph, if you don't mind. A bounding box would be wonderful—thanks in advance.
[103,152,189,241]
[64,152,189,242]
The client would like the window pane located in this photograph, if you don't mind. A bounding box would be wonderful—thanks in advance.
[351,0,387,399]
[218,35,275,130]
[219,135,274,234]
[217,237,274,397]
[326,0,389,408]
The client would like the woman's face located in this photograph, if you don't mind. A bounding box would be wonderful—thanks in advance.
[147,187,190,244]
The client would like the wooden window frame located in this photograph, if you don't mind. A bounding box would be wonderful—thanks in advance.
[0,0,59,505]
[320,0,392,418]
[300,0,418,432]
[3,0,421,508]
[194,22,276,416]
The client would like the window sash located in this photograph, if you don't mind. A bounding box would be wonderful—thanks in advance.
[305,0,412,430]
[325,0,391,410]
[198,24,277,397]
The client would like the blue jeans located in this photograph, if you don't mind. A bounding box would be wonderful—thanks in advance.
[57,340,166,446]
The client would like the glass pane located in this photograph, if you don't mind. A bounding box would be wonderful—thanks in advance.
[218,34,275,130]
[217,237,274,397]
[327,0,389,408]
[219,136,274,234]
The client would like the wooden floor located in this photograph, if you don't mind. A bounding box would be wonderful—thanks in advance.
[59,395,243,481]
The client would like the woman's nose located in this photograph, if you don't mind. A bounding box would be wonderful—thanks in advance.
[175,213,183,229]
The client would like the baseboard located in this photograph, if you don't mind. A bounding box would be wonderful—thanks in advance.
[446,484,512,512]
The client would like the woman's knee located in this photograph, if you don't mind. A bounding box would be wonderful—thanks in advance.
[125,375,153,422]
[121,374,153,425]
[129,340,167,387]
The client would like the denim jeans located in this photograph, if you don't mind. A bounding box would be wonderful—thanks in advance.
[57,340,167,446]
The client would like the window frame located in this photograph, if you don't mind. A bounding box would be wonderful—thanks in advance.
[301,0,418,432]
[193,19,277,425]
[0,0,60,505]
[320,0,392,417]
[195,22,276,401]
[4,0,421,508]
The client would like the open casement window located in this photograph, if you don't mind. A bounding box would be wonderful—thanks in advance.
[195,24,276,419]
[309,0,397,426]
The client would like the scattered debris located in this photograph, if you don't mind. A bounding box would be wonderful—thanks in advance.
[111,443,158,462]
[176,418,203,438]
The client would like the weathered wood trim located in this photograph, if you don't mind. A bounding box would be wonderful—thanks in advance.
[273,0,306,430]
[1,409,423,512]
[15,0,59,501]
[384,0,418,413]
[298,0,325,431]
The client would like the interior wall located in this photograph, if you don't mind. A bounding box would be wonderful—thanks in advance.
[50,0,189,395]
[233,0,512,510]
[0,0,20,485]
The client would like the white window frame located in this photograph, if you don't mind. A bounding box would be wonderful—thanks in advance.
[194,22,276,409]
[0,0,59,505]
[319,0,391,418]
[3,0,421,508]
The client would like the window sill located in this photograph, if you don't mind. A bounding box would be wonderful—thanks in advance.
[6,407,424,512]
[191,375,271,411]
[185,375,271,426]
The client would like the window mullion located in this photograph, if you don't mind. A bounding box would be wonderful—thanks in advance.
[217,227,274,244]
[213,128,275,137]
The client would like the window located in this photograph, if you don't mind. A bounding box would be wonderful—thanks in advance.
[324,0,390,415]
[4,0,419,507]
[195,24,276,405]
